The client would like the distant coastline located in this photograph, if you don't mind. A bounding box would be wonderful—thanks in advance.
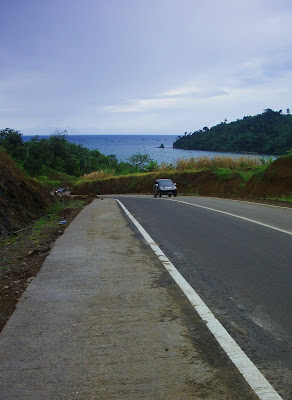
[22,134,266,164]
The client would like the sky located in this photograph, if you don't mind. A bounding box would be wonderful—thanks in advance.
[1,0,292,135]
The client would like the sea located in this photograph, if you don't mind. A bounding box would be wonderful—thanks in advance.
[22,134,263,165]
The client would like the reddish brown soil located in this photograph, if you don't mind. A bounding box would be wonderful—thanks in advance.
[0,148,53,236]
[242,155,292,198]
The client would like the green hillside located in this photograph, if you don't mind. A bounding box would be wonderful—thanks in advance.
[173,109,292,155]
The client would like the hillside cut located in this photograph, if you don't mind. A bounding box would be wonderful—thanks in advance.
[0,148,53,236]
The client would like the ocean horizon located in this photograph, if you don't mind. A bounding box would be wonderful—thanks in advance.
[22,134,263,164]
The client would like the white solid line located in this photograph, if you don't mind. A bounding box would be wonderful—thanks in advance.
[167,199,292,236]
[222,199,292,209]
[188,195,292,209]
[116,198,283,400]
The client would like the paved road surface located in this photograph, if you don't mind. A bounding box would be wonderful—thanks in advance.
[112,195,292,399]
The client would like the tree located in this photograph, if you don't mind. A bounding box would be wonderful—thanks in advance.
[0,128,23,155]
[127,153,153,171]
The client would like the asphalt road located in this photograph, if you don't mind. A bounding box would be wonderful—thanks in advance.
[111,195,292,399]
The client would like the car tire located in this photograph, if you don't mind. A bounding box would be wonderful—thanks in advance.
[174,193,177,197]
[168,194,171,197]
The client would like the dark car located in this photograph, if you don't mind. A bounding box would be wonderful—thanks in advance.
[153,179,177,197]
[53,188,66,195]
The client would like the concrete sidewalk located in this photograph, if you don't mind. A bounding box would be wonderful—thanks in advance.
[0,199,253,400]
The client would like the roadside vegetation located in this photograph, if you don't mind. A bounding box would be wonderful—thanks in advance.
[0,129,158,185]
[82,155,267,181]
[79,154,269,183]
[74,152,292,201]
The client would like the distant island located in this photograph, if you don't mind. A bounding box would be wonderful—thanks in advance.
[173,109,292,155]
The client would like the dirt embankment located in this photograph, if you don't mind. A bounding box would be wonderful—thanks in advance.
[73,170,244,197]
[242,155,292,198]
[73,155,292,200]
[0,148,53,236]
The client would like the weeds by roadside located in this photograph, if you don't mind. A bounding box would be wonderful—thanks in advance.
[79,155,267,183]
[159,155,265,172]
[74,155,269,197]
[83,170,116,180]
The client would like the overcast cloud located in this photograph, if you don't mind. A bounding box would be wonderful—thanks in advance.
[1,0,292,135]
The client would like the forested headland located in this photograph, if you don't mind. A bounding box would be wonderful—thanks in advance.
[173,109,292,155]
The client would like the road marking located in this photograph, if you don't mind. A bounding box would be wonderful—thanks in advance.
[217,198,292,209]
[167,199,292,236]
[179,195,292,209]
[116,198,283,400]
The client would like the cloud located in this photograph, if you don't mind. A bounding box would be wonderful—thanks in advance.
[104,97,181,113]
[236,52,292,86]
[159,86,201,97]
[103,85,229,113]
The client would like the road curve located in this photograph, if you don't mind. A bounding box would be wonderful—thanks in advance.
[113,195,292,400]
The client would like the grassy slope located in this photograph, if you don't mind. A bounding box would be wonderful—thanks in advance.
[34,169,78,190]
[73,170,245,197]
[73,155,292,200]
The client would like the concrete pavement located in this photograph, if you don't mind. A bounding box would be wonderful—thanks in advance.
[0,199,255,399]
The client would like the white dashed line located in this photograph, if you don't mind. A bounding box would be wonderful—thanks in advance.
[116,198,283,400]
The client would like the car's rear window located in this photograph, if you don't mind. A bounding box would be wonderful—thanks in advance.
[158,180,173,186]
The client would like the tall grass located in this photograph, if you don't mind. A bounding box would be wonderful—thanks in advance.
[83,170,115,180]
[159,156,262,172]
[80,156,264,181]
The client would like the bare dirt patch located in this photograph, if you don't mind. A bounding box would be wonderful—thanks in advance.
[242,154,292,198]
[0,148,53,236]
[0,196,95,332]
